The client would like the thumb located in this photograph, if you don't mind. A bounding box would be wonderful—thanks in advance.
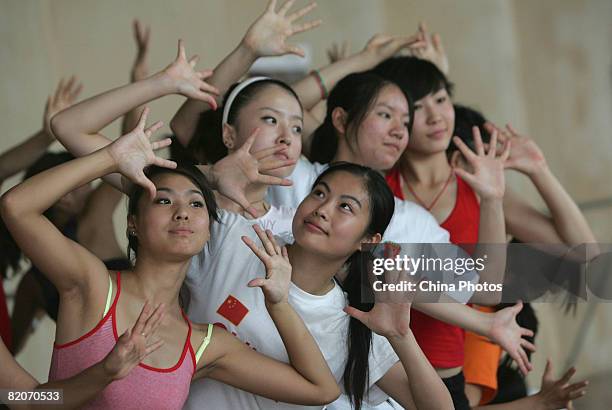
[542,358,552,381]
[247,278,266,288]
[285,45,305,57]
[343,306,368,325]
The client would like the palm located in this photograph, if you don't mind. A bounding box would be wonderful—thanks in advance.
[243,0,321,57]
[346,302,411,339]
[505,138,546,174]
[488,303,535,375]
[468,156,505,199]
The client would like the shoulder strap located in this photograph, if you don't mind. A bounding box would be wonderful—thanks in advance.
[103,274,113,317]
[194,323,214,365]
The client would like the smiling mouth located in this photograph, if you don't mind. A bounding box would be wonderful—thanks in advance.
[428,129,448,138]
[303,220,328,235]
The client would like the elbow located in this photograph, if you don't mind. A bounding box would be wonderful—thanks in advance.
[317,384,341,406]
[0,187,21,223]
[49,113,67,143]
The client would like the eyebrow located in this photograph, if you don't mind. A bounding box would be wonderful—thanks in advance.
[259,106,303,122]
[156,187,204,198]
[315,181,363,209]
[376,102,410,117]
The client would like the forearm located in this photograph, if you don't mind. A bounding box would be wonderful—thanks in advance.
[32,361,113,410]
[388,332,454,410]
[171,43,257,146]
[0,130,54,182]
[52,72,174,157]
[475,394,545,410]
[413,302,493,336]
[292,51,376,110]
[474,198,506,304]
[530,167,596,245]
[1,149,116,219]
[266,301,337,393]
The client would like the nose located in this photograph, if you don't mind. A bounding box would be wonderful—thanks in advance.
[425,103,441,124]
[390,116,406,140]
[174,204,189,220]
[277,125,292,146]
[312,200,332,221]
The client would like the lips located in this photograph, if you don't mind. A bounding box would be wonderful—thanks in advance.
[169,228,194,236]
[383,143,402,153]
[274,151,290,161]
[427,128,448,139]
[303,218,328,235]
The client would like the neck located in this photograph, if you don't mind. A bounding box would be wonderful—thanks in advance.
[287,244,346,295]
[333,138,364,166]
[400,150,452,185]
[128,254,191,309]
[217,183,270,218]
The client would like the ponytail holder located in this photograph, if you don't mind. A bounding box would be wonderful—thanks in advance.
[222,76,271,125]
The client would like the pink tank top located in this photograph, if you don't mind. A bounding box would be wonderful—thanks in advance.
[49,272,196,409]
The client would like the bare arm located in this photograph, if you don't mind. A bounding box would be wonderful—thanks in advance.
[490,123,596,246]
[51,40,218,192]
[0,77,82,186]
[171,0,321,147]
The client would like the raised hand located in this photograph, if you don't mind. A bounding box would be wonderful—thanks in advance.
[487,301,536,376]
[327,40,350,64]
[162,40,219,109]
[485,122,548,176]
[210,128,295,217]
[534,359,588,409]
[107,107,176,197]
[103,301,165,380]
[242,0,322,58]
[407,22,449,75]
[359,33,425,66]
[452,126,510,201]
[242,225,292,305]
[131,19,151,82]
[44,76,83,137]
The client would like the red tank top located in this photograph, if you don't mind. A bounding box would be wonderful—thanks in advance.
[49,272,197,409]
[386,168,480,367]
[0,283,11,349]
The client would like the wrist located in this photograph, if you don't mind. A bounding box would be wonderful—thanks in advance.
[265,299,291,312]
[151,70,183,96]
[236,39,261,61]
[99,358,119,383]
[528,163,552,183]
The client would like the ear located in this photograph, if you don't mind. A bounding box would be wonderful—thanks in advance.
[222,123,237,151]
[331,107,348,137]
[449,150,463,169]
[127,214,138,236]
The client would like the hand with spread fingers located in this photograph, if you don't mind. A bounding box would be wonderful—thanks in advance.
[107,107,176,198]
[452,126,511,201]
[359,33,425,67]
[242,0,322,58]
[209,128,294,217]
[162,40,220,109]
[103,301,165,380]
[407,22,449,75]
[533,359,588,409]
[44,76,83,138]
[487,301,536,376]
[242,225,292,305]
[485,122,548,176]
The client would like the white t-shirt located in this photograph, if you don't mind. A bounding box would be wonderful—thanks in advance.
[250,204,295,236]
[184,210,399,410]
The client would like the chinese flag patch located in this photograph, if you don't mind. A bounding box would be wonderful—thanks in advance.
[217,295,249,326]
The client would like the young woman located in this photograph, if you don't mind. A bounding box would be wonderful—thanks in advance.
[1,108,341,409]
[374,55,595,409]
[183,162,454,410]
[0,302,165,409]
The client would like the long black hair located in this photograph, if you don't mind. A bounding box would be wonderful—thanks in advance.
[310,72,411,164]
[1,151,74,279]
[188,78,302,164]
[312,162,395,410]
[126,163,220,261]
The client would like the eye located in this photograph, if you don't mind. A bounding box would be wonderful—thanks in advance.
[154,197,171,205]
[191,200,204,208]
[311,189,325,199]
[340,202,354,213]
[292,125,303,134]
[378,111,391,119]
[436,95,447,104]
[262,116,277,125]
[413,103,423,111]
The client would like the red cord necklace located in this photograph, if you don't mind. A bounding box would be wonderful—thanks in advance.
[404,170,454,211]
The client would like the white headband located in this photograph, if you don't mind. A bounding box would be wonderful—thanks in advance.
[222,76,271,125]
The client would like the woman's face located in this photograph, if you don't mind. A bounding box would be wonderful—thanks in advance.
[348,84,410,171]
[228,85,303,178]
[130,173,210,261]
[292,171,375,259]
[407,88,455,155]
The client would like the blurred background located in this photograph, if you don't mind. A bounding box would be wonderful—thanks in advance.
[1,0,611,407]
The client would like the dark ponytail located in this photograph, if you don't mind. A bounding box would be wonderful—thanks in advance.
[313,162,395,409]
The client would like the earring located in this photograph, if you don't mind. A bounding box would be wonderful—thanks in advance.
[128,230,137,237]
